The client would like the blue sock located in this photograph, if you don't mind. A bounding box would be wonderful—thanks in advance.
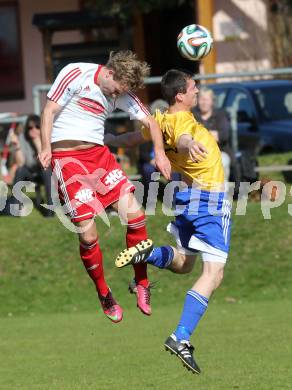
[146,246,174,269]
[174,290,209,341]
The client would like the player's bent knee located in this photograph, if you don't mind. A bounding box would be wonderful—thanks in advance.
[180,260,195,274]
[172,254,196,274]
[75,218,98,246]
[211,266,224,290]
[215,268,224,289]
[202,262,225,290]
[79,232,98,246]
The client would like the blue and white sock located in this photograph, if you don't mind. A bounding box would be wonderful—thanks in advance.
[174,290,209,341]
[146,246,174,269]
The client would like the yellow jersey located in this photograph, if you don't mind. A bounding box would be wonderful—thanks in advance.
[142,110,224,191]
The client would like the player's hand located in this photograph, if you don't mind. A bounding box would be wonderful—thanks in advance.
[188,140,208,163]
[38,148,52,169]
[154,152,172,181]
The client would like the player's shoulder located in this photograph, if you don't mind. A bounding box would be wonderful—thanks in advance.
[177,110,195,120]
[172,110,197,128]
[153,109,165,123]
[60,62,98,75]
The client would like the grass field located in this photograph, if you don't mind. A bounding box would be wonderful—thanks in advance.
[1,302,292,390]
[1,153,292,389]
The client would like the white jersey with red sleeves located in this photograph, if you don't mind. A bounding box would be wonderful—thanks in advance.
[47,63,149,145]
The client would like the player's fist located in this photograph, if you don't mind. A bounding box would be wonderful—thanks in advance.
[154,152,172,181]
[188,140,208,163]
[38,148,52,169]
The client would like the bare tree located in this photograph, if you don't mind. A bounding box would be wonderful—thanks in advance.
[266,0,292,67]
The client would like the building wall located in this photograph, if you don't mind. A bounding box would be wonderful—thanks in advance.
[0,0,79,115]
[213,0,271,74]
[0,0,272,115]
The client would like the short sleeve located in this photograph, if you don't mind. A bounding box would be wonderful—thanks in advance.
[173,112,196,144]
[115,92,150,120]
[140,109,163,141]
[47,64,82,106]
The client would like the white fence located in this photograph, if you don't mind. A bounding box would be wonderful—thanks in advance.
[30,66,292,157]
[1,66,292,168]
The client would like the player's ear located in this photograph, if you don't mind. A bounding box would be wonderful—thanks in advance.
[108,69,114,78]
[176,92,183,103]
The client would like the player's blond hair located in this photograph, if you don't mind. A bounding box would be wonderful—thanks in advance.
[106,50,150,90]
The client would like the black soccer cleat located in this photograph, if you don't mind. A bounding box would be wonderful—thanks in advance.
[115,239,153,268]
[164,334,201,374]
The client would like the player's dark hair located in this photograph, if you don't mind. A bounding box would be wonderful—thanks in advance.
[161,69,193,105]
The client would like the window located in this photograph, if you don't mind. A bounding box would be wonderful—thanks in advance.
[211,88,228,109]
[225,89,255,122]
[253,85,292,121]
[0,2,24,100]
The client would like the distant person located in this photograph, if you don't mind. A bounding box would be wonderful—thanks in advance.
[193,87,232,186]
[10,114,53,217]
[1,121,20,185]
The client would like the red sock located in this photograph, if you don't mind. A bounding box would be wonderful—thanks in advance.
[79,240,109,296]
[126,215,149,288]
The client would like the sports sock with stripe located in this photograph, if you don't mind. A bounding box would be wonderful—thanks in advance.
[146,246,174,268]
[126,215,149,288]
[79,240,109,297]
[174,290,209,341]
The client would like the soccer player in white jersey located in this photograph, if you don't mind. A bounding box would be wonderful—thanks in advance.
[38,50,171,323]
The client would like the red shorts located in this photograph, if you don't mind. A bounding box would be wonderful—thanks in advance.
[51,145,135,222]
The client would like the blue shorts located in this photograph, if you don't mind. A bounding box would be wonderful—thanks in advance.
[167,188,232,263]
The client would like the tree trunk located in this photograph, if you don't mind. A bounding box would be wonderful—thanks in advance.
[266,0,292,67]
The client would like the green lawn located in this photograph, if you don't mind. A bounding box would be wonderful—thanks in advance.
[0,152,292,389]
[258,151,292,181]
[0,197,292,316]
[1,302,292,390]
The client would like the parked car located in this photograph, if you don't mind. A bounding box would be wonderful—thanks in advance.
[208,79,292,154]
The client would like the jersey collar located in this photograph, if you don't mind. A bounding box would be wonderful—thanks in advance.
[94,65,103,85]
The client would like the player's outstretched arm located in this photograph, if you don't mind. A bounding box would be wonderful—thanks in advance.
[39,100,62,169]
[177,134,208,163]
[140,115,171,180]
[104,131,145,148]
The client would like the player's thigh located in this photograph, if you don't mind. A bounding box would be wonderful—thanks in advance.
[111,192,144,222]
[202,260,225,274]
[74,218,98,244]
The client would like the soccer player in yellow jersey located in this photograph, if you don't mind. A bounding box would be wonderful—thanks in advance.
[108,69,232,374]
